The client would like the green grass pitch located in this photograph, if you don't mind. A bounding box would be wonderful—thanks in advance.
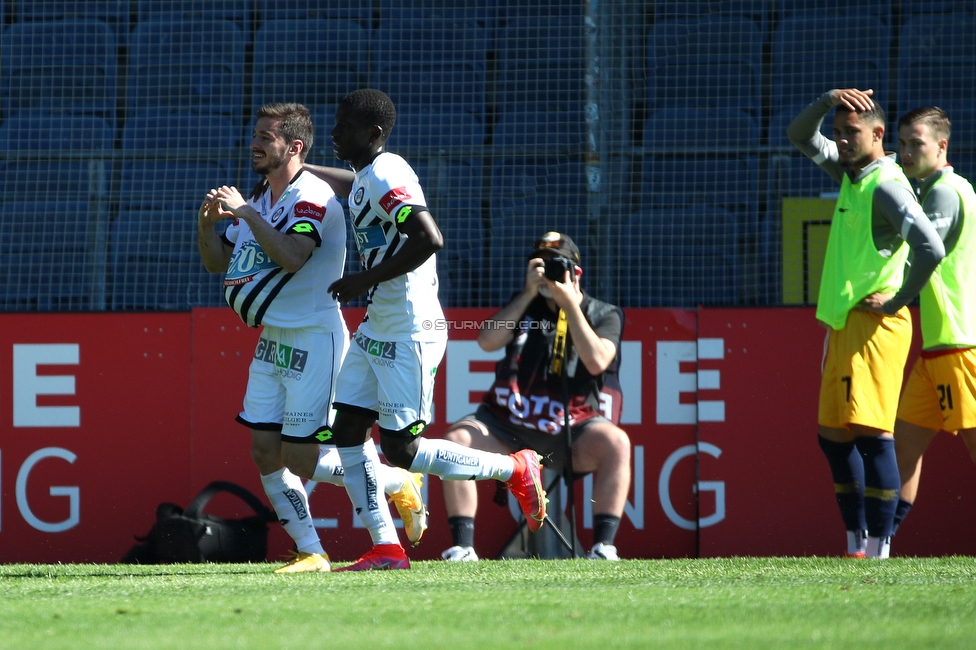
[1,557,975,649]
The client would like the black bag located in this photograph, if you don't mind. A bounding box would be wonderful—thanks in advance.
[121,481,276,564]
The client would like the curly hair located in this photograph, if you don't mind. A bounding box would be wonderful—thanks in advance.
[339,88,397,138]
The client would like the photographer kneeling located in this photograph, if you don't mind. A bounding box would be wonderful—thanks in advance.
[440,232,632,561]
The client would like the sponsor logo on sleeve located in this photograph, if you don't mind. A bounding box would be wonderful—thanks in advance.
[379,186,413,213]
[294,201,325,222]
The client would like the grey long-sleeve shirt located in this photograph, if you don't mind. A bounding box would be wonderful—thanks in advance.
[787,93,945,313]
[917,166,963,253]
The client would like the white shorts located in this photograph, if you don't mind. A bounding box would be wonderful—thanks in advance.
[333,330,446,435]
[237,323,350,442]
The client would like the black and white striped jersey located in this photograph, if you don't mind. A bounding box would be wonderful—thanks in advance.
[349,152,445,342]
[223,170,346,330]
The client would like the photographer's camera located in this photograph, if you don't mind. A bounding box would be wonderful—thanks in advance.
[543,255,575,283]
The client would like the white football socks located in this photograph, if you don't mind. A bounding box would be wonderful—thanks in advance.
[408,437,515,481]
[866,535,891,559]
[311,446,345,486]
[337,443,399,546]
[312,440,407,495]
[260,467,324,555]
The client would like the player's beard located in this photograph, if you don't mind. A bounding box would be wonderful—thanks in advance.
[252,149,286,176]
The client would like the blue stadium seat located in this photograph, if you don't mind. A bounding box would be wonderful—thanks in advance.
[392,108,487,307]
[13,0,130,37]
[0,111,116,199]
[642,108,759,224]
[772,16,890,119]
[120,109,240,207]
[897,14,976,150]
[646,16,763,117]
[619,205,740,307]
[495,17,585,115]
[638,108,757,306]
[378,0,496,27]
[652,1,769,33]
[137,0,252,35]
[0,200,94,310]
[489,110,588,303]
[766,110,839,200]
[494,0,581,20]
[775,0,891,23]
[947,152,976,182]
[126,19,245,119]
[255,0,373,27]
[108,210,225,311]
[112,109,238,310]
[252,20,368,118]
[899,1,974,17]
[372,18,488,119]
[491,108,586,155]
[0,20,117,124]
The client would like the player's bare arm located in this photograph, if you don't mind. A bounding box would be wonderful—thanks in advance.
[328,208,443,303]
[303,164,355,198]
[197,191,233,273]
[213,185,316,274]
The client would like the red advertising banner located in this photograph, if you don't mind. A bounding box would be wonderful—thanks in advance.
[698,308,976,557]
[188,307,699,562]
[0,313,192,563]
[1,307,971,563]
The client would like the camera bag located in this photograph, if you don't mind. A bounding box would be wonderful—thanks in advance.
[121,481,276,564]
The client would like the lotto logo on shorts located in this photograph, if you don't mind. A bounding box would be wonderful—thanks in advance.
[355,332,396,360]
[255,338,308,372]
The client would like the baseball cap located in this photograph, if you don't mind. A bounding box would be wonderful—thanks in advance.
[530,231,581,263]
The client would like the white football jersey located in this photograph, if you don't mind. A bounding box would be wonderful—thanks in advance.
[349,152,445,342]
[223,169,346,330]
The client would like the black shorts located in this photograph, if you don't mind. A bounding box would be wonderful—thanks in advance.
[463,404,610,476]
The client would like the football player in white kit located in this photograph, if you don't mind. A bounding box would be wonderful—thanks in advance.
[197,103,427,573]
[305,89,548,570]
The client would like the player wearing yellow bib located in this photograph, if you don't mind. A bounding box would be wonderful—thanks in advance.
[788,89,945,558]
[891,107,976,544]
